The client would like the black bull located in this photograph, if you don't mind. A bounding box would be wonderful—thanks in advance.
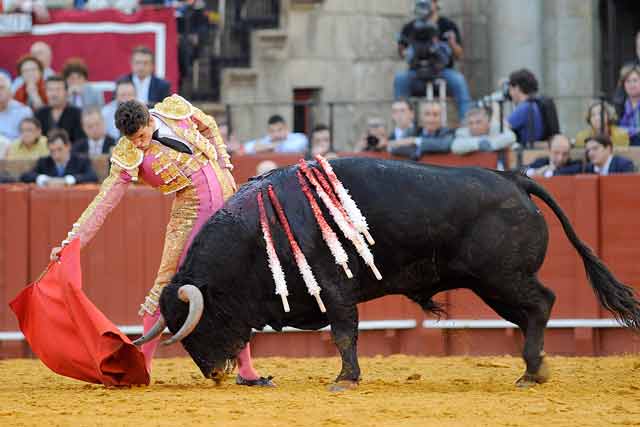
[139,158,640,387]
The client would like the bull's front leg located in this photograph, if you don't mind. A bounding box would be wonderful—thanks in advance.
[328,305,360,392]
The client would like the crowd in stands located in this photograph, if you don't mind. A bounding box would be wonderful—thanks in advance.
[1,0,640,186]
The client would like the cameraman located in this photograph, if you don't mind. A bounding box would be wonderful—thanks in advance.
[505,69,545,146]
[394,0,472,118]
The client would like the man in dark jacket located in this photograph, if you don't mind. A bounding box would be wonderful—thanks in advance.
[72,107,116,157]
[21,128,98,186]
[35,75,86,142]
[526,134,583,178]
[584,134,635,175]
[116,46,170,106]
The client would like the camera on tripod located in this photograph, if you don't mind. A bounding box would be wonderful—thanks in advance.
[477,81,511,109]
[408,0,451,96]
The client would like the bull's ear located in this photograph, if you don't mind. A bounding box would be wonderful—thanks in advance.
[162,284,204,345]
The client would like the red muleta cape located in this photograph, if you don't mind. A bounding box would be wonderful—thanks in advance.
[9,239,150,386]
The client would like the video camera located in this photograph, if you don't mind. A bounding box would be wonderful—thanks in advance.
[477,81,511,109]
[408,0,451,95]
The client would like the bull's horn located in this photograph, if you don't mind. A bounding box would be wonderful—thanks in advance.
[132,315,167,346]
[162,284,204,345]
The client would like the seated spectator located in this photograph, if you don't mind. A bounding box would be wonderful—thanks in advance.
[575,100,629,147]
[451,106,516,155]
[389,101,454,158]
[389,99,417,141]
[355,118,389,152]
[585,134,635,175]
[5,117,49,160]
[0,72,32,141]
[13,55,48,110]
[506,69,546,147]
[216,116,241,155]
[20,128,98,186]
[243,114,308,154]
[35,75,86,142]
[72,107,116,157]
[526,134,583,178]
[613,30,640,117]
[11,41,55,93]
[617,64,640,146]
[116,46,170,106]
[102,80,136,140]
[62,58,104,109]
[309,123,336,158]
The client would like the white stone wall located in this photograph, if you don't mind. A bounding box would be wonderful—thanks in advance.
[222,0,600,149]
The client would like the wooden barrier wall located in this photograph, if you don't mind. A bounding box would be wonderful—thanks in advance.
[2,154,640,359]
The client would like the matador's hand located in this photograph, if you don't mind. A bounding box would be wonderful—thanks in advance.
[50,246,62,261]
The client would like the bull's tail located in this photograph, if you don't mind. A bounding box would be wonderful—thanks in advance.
[512,173,640,330]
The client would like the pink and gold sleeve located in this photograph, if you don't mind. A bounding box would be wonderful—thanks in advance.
[62,165,133,249]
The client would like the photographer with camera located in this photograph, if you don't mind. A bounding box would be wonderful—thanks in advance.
[394,0,472,118]
[505,68,560,148]
[355,118,389,152]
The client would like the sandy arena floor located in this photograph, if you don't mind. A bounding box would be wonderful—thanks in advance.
[1,355,640,427]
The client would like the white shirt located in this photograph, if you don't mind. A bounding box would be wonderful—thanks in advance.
[593,155,613,176]
[152,116,193,152]
[88,137,105,157]
[132,75,151,104]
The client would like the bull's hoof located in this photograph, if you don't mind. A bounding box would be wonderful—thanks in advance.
[235,375,276,387]
[515,356,550,388]
[328,380,358,392]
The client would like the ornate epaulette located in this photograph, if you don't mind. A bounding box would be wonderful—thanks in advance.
[191,107,215,129]
[111,137,143,175]
[151,94,193,120]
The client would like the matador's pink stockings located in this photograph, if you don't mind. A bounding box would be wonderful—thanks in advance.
[141,310,259,380]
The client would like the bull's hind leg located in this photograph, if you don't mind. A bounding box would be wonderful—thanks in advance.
[473,276,555,387]
[327,305,361,391]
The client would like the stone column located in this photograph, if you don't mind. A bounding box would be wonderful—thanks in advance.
[489,0,544,87]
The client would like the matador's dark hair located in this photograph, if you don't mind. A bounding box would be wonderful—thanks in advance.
[115,100,150,136]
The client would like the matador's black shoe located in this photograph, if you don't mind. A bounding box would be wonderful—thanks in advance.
[235,374,276,387]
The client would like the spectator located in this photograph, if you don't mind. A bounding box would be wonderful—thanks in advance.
[389,99,417,141]
[11,41,56,93]
[585,134,635,175]
[394,0,472,118]
[243,114,308,154]
[617,64,640,146]
[613,30,640,117]
[575,100,629,147]
[20,128,98,186]
[0,72,33,141]
[13,55,48,110]
[309,124,335,158]
[116,46,170,106]
[35,75,86,142]
[216,116,241,155]
[355,117,389,152]
[506,69,545,146]
[526,134,582,178]
[102,80,136,140]
[73,107,116,158]
[390,101,454,158]
[62,58,104,109]
[451,106,516,155]
[5,117,49,160]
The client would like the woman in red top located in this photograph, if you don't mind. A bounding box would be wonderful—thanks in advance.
[14,55,48,110]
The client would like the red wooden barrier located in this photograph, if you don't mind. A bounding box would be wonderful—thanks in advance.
[3,173,640,359]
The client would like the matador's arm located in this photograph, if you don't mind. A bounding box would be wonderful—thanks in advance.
[61,138,142,248]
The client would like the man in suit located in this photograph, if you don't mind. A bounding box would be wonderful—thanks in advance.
[73,107,116,157]
[526,134,583,178]
[585,134,635,175]
[35,75,86,142]
[116,46,170,106]
[21,128,98,186]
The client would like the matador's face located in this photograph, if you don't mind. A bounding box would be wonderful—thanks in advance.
[127,118,154,150]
